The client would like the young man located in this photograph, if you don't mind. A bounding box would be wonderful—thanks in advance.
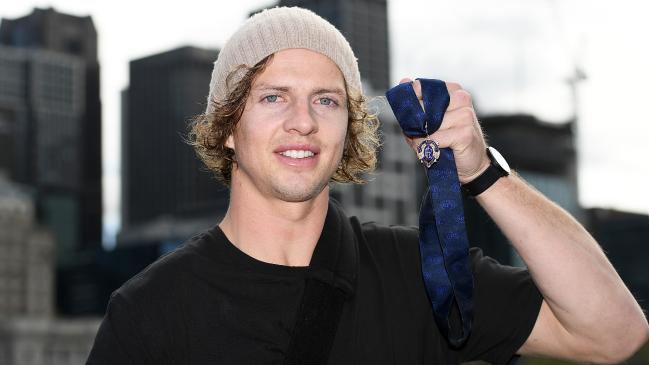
[87,7,648,365]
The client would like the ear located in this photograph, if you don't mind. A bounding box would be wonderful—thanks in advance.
[225,134,235,150]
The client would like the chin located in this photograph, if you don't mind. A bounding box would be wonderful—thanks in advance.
[271,180,329,203]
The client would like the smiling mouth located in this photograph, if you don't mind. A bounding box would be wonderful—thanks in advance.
[279,150,316,159]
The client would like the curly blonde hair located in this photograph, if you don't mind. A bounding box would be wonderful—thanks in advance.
[188,54,380,186]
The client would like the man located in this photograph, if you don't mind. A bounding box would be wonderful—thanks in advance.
[87,7,648,364]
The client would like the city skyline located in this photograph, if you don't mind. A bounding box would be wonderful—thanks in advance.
[2,0,648,248]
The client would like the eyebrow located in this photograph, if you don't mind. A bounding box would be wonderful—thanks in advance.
[253,84,347,98]
[252,84,290,93]
[313,87,346,98]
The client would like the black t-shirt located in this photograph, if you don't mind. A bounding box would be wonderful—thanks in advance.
[86,200,542,365]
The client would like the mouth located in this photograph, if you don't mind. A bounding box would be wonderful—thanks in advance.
[274,144,320,167]
[279,149,316,159]
[275,144,320,158]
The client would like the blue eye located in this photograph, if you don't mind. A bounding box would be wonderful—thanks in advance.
[319,97,335,106]
[264,95,278,103]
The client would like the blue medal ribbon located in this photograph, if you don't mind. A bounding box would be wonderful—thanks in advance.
[385,78,474,347]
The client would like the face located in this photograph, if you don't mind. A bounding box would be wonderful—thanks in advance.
[226,48,348,202]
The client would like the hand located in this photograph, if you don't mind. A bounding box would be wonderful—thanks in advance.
[398,78,490,184]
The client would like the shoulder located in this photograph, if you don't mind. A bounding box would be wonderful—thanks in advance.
[354,221,422,277]
[112,230,210,306]
[358,221,419,257]
[358,221,419,249]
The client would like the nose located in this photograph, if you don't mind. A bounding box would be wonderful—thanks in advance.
[283,99,318,135]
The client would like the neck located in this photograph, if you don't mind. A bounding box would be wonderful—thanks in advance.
[219,177,329,267]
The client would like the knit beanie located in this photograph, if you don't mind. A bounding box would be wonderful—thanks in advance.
[205,6,362,114]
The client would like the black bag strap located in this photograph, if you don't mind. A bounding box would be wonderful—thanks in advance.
[283,278,346,365]
[283,200,358,365]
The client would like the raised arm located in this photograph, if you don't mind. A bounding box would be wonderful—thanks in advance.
[478,170,647,363]
[401,78,649,364]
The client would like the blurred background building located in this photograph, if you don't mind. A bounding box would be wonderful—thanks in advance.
[331,103,422,227]
[585,208,649,304]
[119,45,228,247]
[0,174,99,365]
[0,175,53,320]
[255,0,390,91]
[0,7,102,260]
[0,8,102,364]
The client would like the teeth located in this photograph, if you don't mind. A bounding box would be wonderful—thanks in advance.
[280,150,315,159]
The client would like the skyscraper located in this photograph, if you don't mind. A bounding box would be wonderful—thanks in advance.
[120,46,228,246]
[0,175,54,319]
[0,174,100,365]
[274,0,390,91]
[585,208,649,306]
[0,7,102,254]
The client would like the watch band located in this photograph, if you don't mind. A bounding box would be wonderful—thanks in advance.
[462,147,510,197]
[462,164,504,196]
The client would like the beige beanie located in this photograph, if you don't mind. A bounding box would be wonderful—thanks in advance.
[205,6,362,114]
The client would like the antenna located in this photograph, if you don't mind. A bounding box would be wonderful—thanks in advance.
[545,0,587,122]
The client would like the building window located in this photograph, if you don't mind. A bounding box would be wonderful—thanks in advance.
[375,196,384,209]
[65,39,83,56]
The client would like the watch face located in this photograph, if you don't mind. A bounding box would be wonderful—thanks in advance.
[487,147,511,174]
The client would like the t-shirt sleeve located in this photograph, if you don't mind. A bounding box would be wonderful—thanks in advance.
[457,247,543,365]
[85,292,153,365]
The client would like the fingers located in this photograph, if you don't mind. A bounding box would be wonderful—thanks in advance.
[413,80,422,100]
[440,106,478,131]
[447,89,472,111]
[446,82,462,94]
[403,106,482,150]
[396,78,471,111]
[442,82,472,112]
[394,78,479,137]
[395,78,487,180]
[397,78,423,99]
[398,78,424,110]
[406,123,478,150]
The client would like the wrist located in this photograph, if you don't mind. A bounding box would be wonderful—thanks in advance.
[459,158,491,185]
[461,147,511,197]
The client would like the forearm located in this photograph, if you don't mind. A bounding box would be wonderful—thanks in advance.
[476,172,648,356]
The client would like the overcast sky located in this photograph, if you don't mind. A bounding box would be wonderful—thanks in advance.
[2,0,648,246]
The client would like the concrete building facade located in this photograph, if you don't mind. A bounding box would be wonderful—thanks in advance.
[0,7,102,253]
[0,175,100,365]
[0,175,54,319]
[120,46,229,246]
